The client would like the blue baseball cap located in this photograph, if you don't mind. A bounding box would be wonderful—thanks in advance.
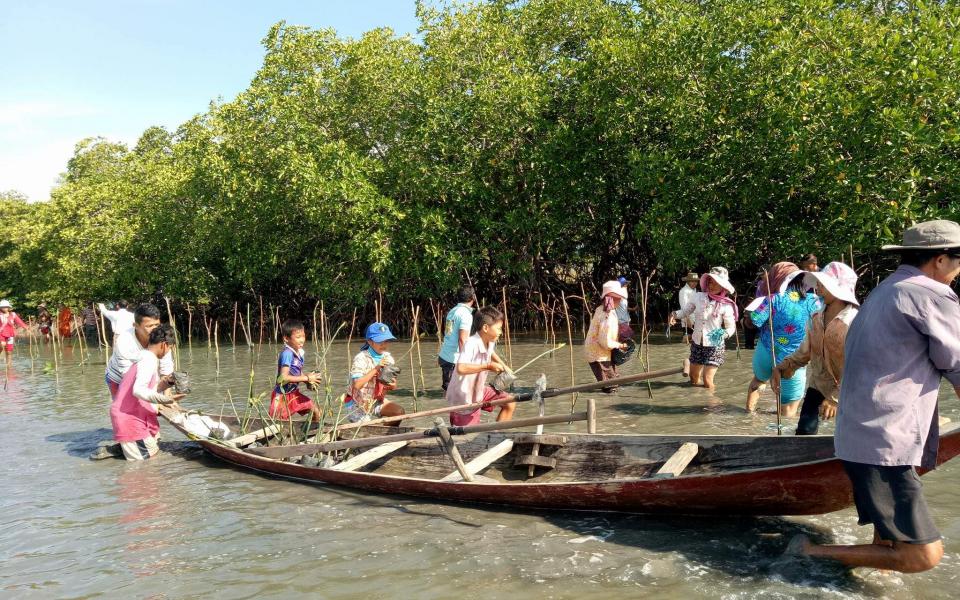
[364,322,396,343]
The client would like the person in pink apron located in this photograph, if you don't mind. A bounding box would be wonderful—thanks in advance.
[110,324,183,461]
[0,300,29,356]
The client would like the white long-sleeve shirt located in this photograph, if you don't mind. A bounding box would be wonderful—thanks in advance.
[98,304,135,337]
[132,350,164,407]
[678,285,697,327]
[674,292,736,348]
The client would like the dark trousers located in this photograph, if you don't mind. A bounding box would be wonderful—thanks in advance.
[796,388,826,435]
[83,324,100,347]
[438,357,455,391]
[588,361,619,393]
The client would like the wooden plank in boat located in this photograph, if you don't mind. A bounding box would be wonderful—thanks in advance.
[441,439,515,482]
[514,434,567,446]
[228,425,282,448]
[652,442,699,479]
[331,441,409,472]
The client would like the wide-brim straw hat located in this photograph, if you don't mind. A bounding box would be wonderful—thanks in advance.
[700,267,735,294]
[601,280,628,300]
[881,219,960,251]
[0,300,11,309]
[803,262,859,307]
[682,272,699,283]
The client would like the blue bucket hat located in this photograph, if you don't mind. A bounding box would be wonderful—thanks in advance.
[364,322,396,343]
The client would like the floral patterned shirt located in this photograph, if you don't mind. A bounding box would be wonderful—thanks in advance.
[750,291,822,363]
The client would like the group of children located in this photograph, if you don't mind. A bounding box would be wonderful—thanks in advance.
[267,287,516,432]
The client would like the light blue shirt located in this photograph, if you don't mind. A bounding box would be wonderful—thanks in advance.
[836,266,960,469]
[439,303,473,363]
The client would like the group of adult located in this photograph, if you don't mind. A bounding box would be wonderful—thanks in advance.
[576,219,960,574]
[666,221,960,573]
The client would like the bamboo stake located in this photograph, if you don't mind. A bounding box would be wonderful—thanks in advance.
[501,286,513,365]
[232,301,238,347]
[257,296,264,350]
[562,291,577,408]
[214,321,220,376]
[186,304,193,358]
[203,311,211,350]
[313,300,321,370]
[26,317,34,373]
[763,270,782,435]
[274,304,281,343]
[72,315,86,368]
[414,305,426,393]
[579,281,589,338]
[346,307,357,370]
[164,297,180,371]
[408,313,418,408]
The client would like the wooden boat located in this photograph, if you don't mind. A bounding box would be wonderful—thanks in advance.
[159,404,960,516]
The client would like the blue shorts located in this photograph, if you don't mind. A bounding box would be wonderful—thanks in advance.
[752,347,806,403]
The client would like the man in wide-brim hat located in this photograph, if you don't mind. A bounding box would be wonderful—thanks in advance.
[794,220,960,572]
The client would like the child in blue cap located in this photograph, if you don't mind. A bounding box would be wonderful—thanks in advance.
[344,322,406,423]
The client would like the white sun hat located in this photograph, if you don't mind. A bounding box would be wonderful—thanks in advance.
[601,280,628,300]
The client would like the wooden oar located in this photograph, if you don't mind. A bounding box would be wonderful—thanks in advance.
[332,362,688,431]
[247,411,590,459]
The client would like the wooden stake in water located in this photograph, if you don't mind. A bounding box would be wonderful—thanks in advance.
[99,309,110,353]
[414,305,426,393]
[312,300,321,370]
[346,307,357,369]
[257,296,264,350]
[579,281,589,338]
[562,291,577,408]
[214,321,221,376]
[186,304,193,358]
[164,296,180,370]
[201,308,211,350]
[501,286,513,366]
[408,312,419,408]
[232,301,238,347]
[762,270,782,436]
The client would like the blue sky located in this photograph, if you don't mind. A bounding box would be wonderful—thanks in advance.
[0,1,420,200]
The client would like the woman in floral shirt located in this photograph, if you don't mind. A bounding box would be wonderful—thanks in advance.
[745,262,822,416]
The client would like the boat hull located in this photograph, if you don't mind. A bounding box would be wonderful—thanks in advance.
[176,425,960,516]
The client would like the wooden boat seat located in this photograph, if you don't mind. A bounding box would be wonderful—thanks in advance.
[441,439,515,482]
[651,442,699,478]
[332,441,409,472]
[514,434,567,447]
[514,434,567,473]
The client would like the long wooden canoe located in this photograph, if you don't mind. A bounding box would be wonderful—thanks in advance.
[159,405,960,516]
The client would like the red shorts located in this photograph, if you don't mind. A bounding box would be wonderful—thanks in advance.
[269,389,315,419]
[449,386,509,427]
[3,337,13,353]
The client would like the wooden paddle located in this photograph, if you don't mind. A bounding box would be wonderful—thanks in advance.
[248,410,590,460]
[331,362,687,431]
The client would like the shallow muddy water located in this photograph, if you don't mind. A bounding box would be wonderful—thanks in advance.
[1,334,958,599]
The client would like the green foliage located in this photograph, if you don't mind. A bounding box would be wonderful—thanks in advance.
[6,0,960,315]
